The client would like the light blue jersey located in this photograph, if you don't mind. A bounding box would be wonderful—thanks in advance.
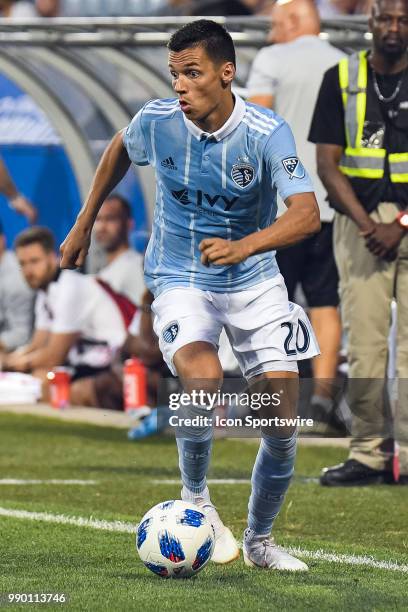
[123,95,314,297]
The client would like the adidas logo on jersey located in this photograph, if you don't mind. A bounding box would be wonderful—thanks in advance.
[161,156,177,170]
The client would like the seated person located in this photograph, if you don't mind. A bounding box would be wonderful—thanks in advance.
[3,227,128,399]
[71,290,240,414]
[93,194,145,305]
[69,289,165,409]
[0,221,34,353]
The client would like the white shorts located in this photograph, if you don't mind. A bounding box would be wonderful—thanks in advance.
[152,275,320,379]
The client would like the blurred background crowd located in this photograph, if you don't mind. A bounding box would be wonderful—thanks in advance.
[0,0,374,19]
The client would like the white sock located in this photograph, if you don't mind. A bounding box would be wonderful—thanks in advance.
[182,485,211,505]
[244,527,270,544]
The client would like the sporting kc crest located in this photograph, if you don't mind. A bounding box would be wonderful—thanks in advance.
[282,157,305,180]
[162,321,179,343]
[231,158,255,189]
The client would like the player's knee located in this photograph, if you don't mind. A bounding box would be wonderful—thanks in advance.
[174,341,223,394]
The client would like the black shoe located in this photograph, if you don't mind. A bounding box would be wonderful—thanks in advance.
[320,459,391,487]
[391,474,408,485]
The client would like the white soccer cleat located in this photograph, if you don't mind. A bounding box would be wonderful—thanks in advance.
[201,503,240,564]
[243,529,308,571]
[180,487,239,564]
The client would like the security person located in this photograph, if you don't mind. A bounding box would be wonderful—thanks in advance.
[309,0,408,486]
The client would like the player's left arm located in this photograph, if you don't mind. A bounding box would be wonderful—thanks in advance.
[200,192,319,266]
[200,122,320,266]
[244,191,320,254]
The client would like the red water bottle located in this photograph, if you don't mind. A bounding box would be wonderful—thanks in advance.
[47,367,71,409]
[123,358,150,416]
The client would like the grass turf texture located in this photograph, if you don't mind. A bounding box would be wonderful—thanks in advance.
[0,413,407,611]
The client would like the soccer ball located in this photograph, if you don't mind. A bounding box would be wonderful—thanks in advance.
[136,500,215,578]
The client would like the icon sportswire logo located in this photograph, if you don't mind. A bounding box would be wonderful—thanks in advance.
[161,157,177,170]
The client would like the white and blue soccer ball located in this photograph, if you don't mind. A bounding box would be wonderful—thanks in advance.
[136,500,215,578]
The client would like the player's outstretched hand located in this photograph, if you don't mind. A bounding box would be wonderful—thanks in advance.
[199,237,249,266]
[60,223,91,269]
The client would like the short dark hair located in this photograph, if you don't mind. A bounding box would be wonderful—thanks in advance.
[14,226,55,252]
[168,19,236,68]
[105,193,132,220]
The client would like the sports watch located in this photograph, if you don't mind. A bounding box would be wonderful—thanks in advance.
[396,210,408,230]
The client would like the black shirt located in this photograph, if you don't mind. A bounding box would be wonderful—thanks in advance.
[309,59,408,212]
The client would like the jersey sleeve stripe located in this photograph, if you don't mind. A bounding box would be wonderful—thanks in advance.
[246,105,280,126]
[242,117,274,136]
[150,98,177,103]
[245,109,279,131]
[146,99,178,107]
[146,102,179,110]
[245,113,277,132]
[144,108,181,116]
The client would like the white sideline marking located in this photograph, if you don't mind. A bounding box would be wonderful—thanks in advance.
[0,479,97,486]
[286,546,408,574]
[0,506,407,574]
[0,507,136,533]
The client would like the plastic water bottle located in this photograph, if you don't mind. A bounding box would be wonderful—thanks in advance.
[123,357,150,417]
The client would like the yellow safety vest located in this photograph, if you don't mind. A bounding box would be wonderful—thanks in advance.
[338,50,408,184]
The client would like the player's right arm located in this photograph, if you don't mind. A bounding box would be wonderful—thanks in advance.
[60,131,131,269]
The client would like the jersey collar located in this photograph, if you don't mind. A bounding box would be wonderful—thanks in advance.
[182,94,246,142]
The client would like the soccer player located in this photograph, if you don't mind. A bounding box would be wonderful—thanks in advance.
[60,20,320,571]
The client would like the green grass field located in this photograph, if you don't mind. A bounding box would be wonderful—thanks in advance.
[0,412,407,611]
